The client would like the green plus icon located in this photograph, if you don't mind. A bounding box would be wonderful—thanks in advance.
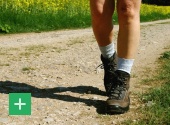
[9,93,31,115]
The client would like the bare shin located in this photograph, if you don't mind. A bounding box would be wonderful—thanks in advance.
[117,0,141,59]
[90,0,115,46]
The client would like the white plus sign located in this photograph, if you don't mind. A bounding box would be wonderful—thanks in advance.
[14,98,26,110]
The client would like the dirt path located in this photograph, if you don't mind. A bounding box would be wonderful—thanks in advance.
[0,19,170,125]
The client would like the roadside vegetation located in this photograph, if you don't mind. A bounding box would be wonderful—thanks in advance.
[0,0,170,33]
[124,50,170,125]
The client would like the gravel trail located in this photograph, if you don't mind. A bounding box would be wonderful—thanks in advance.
[0,19,170,125]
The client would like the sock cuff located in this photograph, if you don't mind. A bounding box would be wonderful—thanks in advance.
[117,57,134,74]
[99,42,115,58]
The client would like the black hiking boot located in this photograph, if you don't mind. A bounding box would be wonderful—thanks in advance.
[100,53,117,94]
[106,70,130,114]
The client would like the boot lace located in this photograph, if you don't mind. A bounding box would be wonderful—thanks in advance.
[96,61,116,93]
[108,75,127,100]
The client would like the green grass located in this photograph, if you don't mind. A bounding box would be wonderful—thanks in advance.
[0,1,170,33]
[140,4,170,22]
[19,45,47,57]
[0,0,90,33]
[123,50,170,125]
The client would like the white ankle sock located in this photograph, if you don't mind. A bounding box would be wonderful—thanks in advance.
[117,57,134,74]
[99,42,115,58]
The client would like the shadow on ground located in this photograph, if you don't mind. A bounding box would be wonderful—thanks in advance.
[0,81,107,114]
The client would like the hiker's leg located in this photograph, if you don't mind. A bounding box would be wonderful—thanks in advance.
[90,0,115,47]
[103,0,141,114]
[117,0,141,59]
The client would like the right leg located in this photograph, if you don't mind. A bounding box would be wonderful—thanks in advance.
[90,0,115,47]
[90,0,117,93]
[106,0,141,114]
[90,0,120,114]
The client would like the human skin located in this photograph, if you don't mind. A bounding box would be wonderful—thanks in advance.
[90,0,141,59]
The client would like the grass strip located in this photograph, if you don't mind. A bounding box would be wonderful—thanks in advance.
[0,1,170,33]
[123,51,170,125]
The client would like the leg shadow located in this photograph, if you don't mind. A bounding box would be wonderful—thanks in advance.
[0,81,107,114]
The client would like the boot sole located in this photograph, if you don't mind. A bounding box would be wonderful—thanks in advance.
[106,105,129,114]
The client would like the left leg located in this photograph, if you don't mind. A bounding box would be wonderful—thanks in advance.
[106,0,141,114]
[117,0,141,59]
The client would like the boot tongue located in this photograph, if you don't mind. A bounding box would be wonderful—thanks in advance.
[101,54,113,64]
[101,52,117,64]
[115,70,130,89]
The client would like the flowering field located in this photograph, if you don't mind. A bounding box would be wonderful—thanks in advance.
[0,0,170,33]
[140,4,170,22]
[0,0,90,33]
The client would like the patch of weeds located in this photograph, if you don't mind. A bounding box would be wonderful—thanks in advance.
[20,52,32,57]
[140,77,155,85]
[51,47,68,53]
[20,45,47,58]
[22,67,35,72]
[0,52,7,55]
[122,120,135,125]
[0,24,11,33]
[160,51,170,59]
[0,63,10,66]
[67,39,84,46]
[8,48,19,51]
[0,48,19,57]
[26,45,47,52]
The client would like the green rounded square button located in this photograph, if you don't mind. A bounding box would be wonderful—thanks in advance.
[9,93,31,115]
